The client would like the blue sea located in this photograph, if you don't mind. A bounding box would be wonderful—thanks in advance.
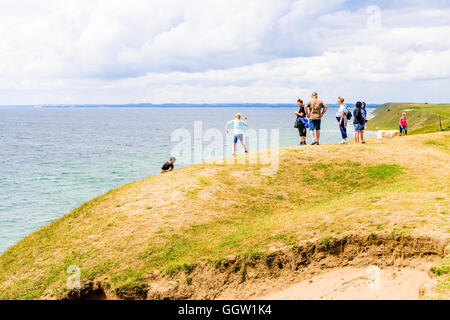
[0,105,376,253]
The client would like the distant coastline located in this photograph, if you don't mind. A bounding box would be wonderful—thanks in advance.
[367,102,449,134]
[0,103,380,109]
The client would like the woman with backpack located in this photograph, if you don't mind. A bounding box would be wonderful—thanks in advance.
[336,96,349,144]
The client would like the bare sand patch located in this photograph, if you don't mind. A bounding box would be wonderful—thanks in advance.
[258,266,430,300]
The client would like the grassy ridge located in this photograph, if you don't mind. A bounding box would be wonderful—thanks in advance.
[0,132,449,300]
[367,103,450,134]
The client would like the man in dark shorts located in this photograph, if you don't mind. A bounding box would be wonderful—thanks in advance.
[294,98,307,145]
[161,156,176,173]
[306,92,327,145]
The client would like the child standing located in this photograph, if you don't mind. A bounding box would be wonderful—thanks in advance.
[399,112,407,136]
[226,113,248,155]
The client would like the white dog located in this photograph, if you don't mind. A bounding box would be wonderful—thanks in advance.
[377,130,400,144]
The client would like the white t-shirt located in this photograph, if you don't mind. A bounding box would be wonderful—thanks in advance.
[336,104,348,117]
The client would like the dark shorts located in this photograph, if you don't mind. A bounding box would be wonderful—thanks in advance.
[309,119,321,131]
[298,121,307,137]
[233,134,244,143]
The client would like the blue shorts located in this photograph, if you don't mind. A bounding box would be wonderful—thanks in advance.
[354,123,363,132]
[309,119,321,131]
[233,134,244,143]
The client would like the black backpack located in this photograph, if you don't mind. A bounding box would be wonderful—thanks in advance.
[294,117,303,128]
[346,107,352,120]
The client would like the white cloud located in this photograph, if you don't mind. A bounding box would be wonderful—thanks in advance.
[0,0,449,104]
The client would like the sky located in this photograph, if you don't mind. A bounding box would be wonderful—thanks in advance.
[0,0,450,105]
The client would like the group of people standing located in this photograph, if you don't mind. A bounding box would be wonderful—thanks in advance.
[223,92,371,157]
[295,92,368,145]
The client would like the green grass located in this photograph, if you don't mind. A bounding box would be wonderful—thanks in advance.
[366,164,403,180]
[427,253,450,299]
[120,161,405,275]
[0,132,448,299]
[110,268,145,290]
[431,255,450,276]
[424,140,445,146]
[197,176,212,187]
[319,235,336,249]
[367,103,450,134]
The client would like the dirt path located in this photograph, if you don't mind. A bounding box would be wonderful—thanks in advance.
[257,266,430,300]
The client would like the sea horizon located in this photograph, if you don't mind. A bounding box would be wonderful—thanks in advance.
[0,102,381,109]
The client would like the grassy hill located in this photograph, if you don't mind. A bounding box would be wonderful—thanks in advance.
[367,103,450,134]
[0,132,449,300]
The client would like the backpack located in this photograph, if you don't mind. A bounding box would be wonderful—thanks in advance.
[346,107,352,120]
[294,116,308,128]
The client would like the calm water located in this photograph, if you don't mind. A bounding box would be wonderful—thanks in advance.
[0,106,375,253]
